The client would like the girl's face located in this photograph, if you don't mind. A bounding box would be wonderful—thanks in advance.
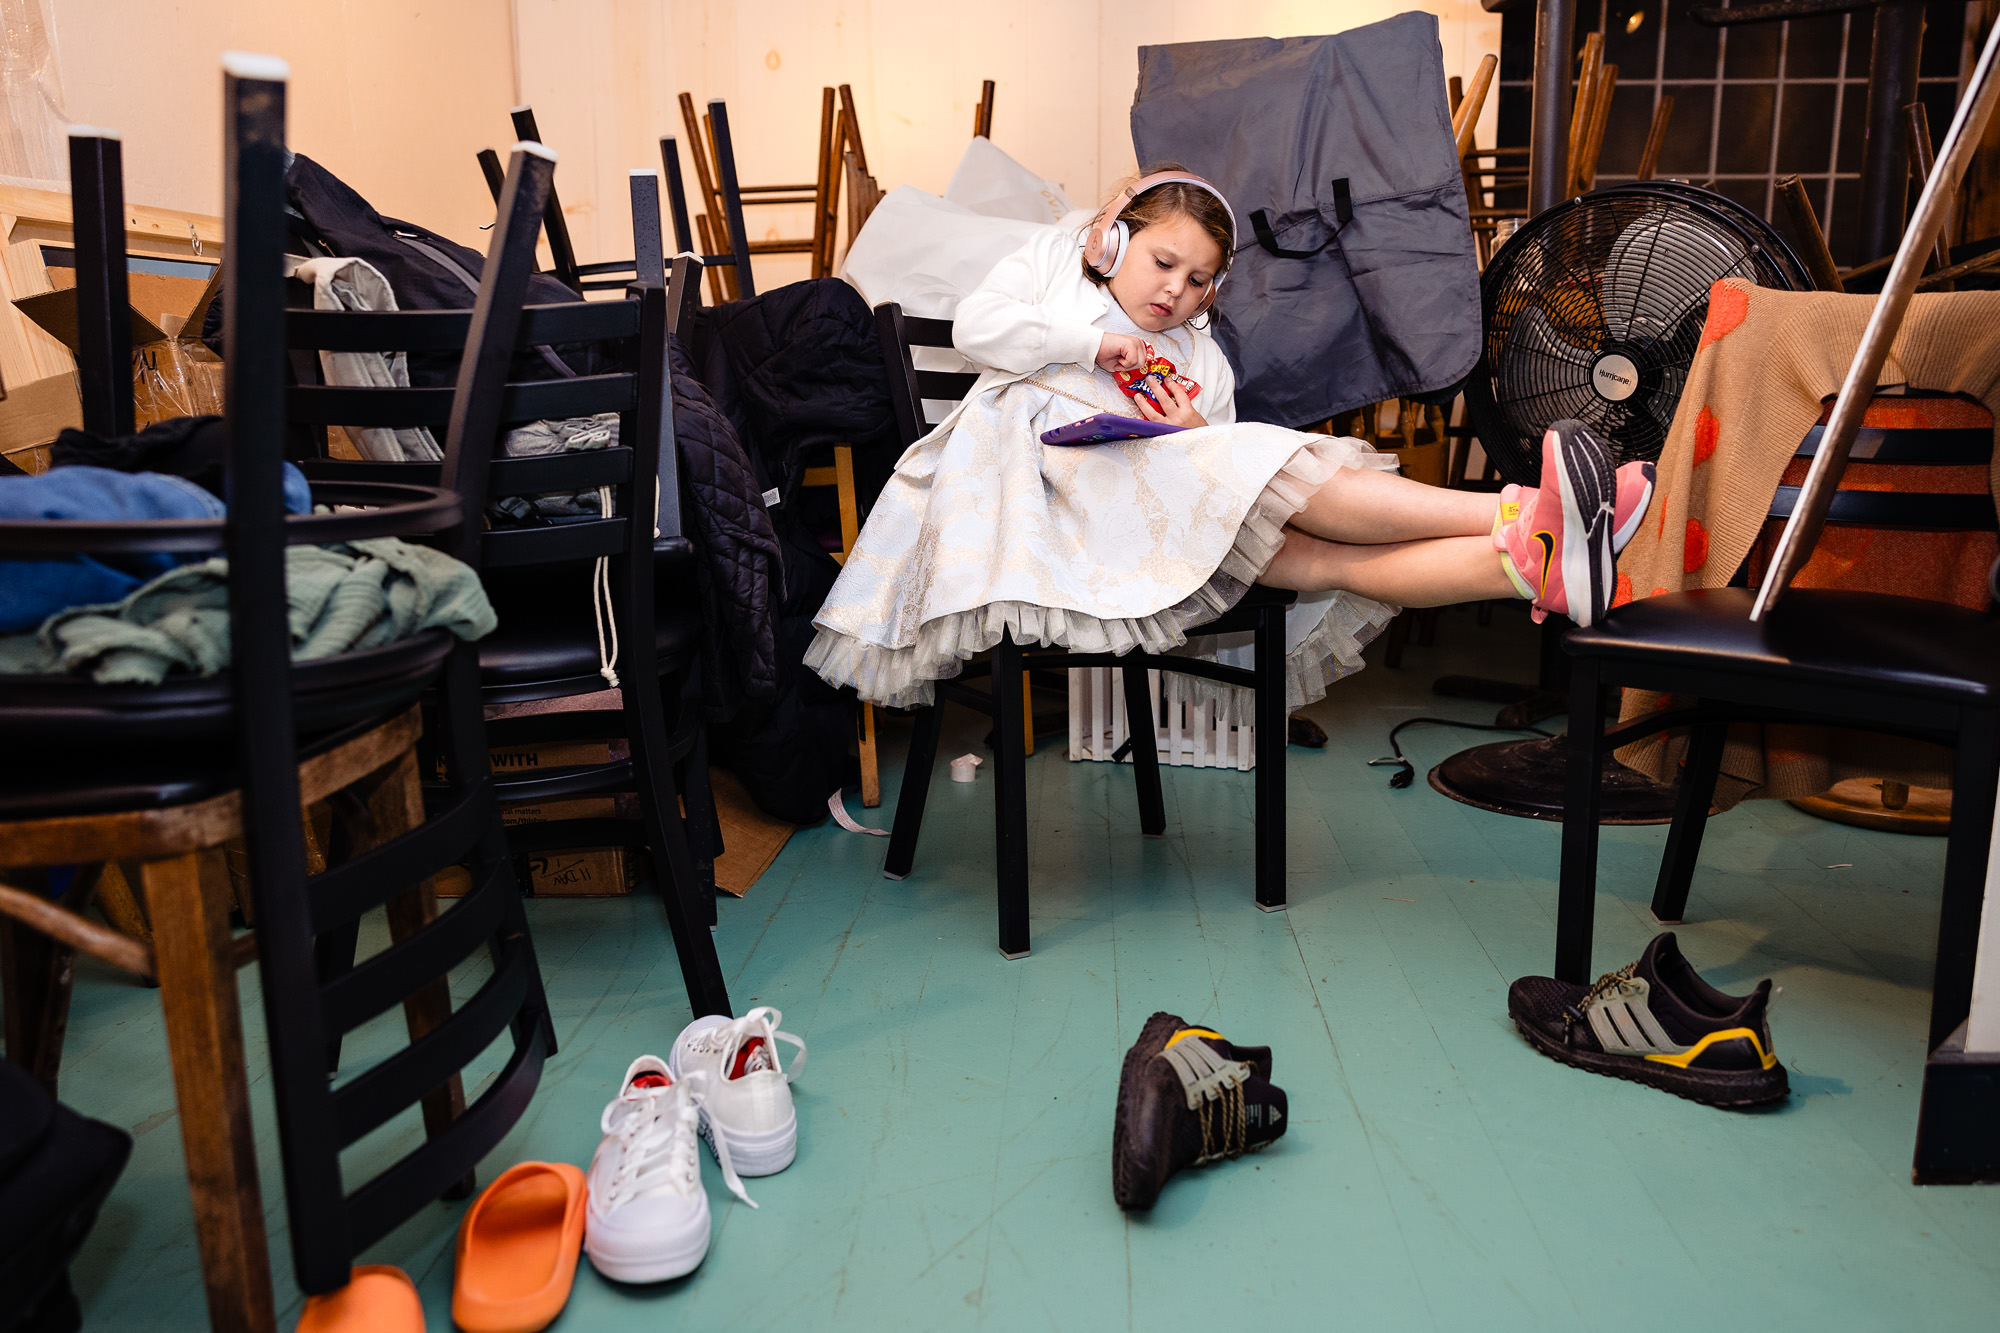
[1107,212,1226,333]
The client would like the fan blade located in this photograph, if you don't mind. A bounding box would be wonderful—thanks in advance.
[1602,208,1751,342]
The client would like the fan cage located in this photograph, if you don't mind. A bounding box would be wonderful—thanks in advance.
[1465,182,1808,486]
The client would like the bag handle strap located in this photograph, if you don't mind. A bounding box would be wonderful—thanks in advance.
[1246,178,1353,259]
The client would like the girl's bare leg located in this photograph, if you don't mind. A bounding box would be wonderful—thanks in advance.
[1289,465,1499,545]
[1261,528,1516,606]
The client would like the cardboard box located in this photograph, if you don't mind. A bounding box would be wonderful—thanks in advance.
[11,264,224,433]
[0,370,80,473]
[434,845,636,898]
[434,739,626,782]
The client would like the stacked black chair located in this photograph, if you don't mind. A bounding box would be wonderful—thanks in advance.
[290,172,731,1020]
[0,63,560,1324]
[873,304,1297,959]
[479,106,711,297]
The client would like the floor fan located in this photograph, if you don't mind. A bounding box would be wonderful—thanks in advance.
[1432,182,1810,822]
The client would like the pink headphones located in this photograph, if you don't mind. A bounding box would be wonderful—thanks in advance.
[1081,171,1238,315]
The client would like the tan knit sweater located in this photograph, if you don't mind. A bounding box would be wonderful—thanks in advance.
[1612,279,2000,805]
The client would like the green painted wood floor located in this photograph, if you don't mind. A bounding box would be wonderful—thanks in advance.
[55,608,2000,1330]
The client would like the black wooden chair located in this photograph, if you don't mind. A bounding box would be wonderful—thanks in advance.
[872,304,1297,958]
[1435,390,1998,828]
[290,253,731,1028]
[1554,443,2000,1060]
[0,74,554,1326]
[1645,392,1996,927]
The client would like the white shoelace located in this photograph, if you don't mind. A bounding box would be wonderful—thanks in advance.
[684,1006,808,1083]
[589,478,666,690]
[598,1071,755,1210]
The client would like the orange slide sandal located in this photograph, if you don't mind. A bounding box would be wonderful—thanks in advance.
[297,1265,425,1332]
[452,1162,588,1332]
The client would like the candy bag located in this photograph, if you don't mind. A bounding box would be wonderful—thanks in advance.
[1113,341,1201,410]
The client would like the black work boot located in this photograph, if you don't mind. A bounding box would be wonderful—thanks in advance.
[1112,1012,1288,1210]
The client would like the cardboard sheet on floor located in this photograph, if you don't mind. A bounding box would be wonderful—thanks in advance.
[710,767,793,897]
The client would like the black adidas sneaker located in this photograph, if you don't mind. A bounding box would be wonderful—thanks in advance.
[1508,933,1788,1108]
[1112,1012,1288,1210]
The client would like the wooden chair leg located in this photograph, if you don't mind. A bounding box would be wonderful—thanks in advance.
[1122,666,1166,836]
[884,704,945,879]
[1649,719,1726,924]
[140,852,276,1333]
[1022,672,1036,757]
[992,632,1031,958]
[1555,659,1607,983]
[363,750,475,1198]
[858,701,881,808]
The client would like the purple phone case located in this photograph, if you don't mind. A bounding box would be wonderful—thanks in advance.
[1039,413,1188,446]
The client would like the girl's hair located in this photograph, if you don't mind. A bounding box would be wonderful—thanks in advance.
[1080,163,1235,290]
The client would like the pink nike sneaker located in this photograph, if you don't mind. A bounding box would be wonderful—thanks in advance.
[1493,422,1618,627]
[1498,458,1656,557]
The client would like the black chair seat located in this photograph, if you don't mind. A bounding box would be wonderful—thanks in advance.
[477,599,698,694]
[0,712,398,820]
[0,631,454,744]
[1568,588,2000,706]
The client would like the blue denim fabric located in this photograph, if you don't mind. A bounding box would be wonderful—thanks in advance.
[0,464,310,632]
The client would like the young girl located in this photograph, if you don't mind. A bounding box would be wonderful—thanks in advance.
[806,168,1652,712]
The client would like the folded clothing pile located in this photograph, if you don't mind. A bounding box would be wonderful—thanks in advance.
[0,535,496,684]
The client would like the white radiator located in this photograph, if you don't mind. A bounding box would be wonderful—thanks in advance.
[1066,668,1257,770]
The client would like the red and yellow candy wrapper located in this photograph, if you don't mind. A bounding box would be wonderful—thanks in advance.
[1113,341,1200,410]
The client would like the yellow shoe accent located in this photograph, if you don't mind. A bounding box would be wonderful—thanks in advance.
[1642,1027,1778,1071]
[1164,1027,1227,1051]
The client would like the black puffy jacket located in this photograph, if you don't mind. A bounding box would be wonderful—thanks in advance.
[683,280,901,824]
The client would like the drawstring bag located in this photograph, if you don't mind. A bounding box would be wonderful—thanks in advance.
[1131,13,1482,428]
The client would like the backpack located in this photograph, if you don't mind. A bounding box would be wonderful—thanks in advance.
[203,153,628,387]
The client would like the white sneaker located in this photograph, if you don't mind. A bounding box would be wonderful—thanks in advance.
[668,1008,807,1177]
[584,1055,754,1284]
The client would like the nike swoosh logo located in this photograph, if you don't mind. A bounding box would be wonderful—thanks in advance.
[1533,530,1556,595]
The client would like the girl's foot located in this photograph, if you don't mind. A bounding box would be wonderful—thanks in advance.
[1493,422,1619,627]
[1496,458,1656,558]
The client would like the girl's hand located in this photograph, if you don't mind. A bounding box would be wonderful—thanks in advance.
[1134,376,1207,428]
[1095,332,1149,374]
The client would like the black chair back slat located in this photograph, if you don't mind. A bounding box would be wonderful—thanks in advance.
[288,299,640,352]
[490,448,633,495]
[706,100,758,297]
[286,308,473,351]
[899,314,956,347]
[519,295,643,343]
[305,791,487,934]
[915,369,981,404]
[1798,422,1993,464]
[70,132,134,438]
[343,1016,548,1255]
[1770,487,2000,531]
[292,374,635,430]
[480,518,628,568]
[318,866,512,1034]
[331,955,532,1148]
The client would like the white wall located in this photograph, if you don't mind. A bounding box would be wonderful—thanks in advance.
[520,0,1501,285]
[47,0,516,243]
[40,0,1498,274]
